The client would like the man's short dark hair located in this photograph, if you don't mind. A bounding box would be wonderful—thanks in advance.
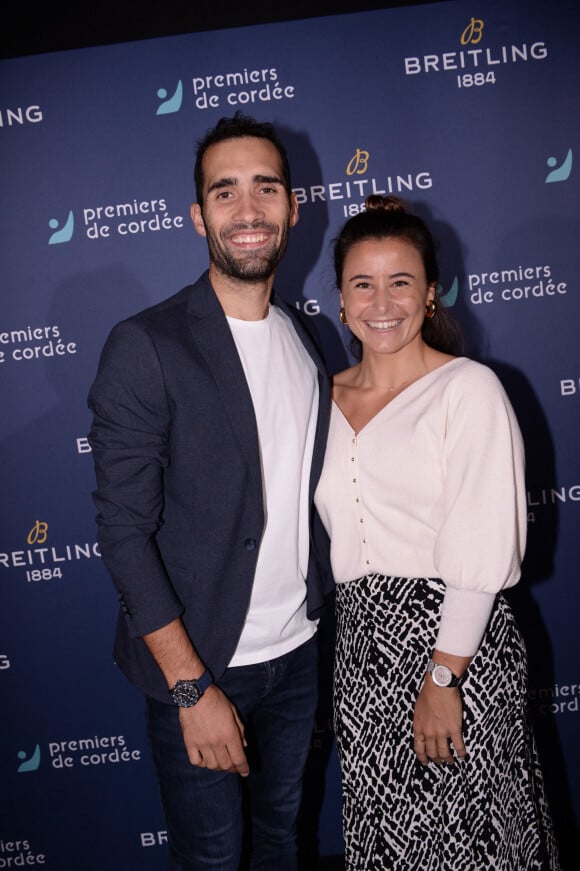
[194,112,292,205]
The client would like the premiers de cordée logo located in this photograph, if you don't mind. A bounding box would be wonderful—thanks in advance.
[0,323,77,365]
[467,263,568,305]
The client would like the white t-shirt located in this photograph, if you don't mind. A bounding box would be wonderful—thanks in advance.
[227,304,319,666]
[314,357,527,656]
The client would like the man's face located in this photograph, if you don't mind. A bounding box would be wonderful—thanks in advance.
[191,137,298,283]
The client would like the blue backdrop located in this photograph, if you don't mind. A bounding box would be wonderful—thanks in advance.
[1,0,578,867]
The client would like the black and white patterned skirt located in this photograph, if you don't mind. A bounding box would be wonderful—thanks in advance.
[334,575,560,870]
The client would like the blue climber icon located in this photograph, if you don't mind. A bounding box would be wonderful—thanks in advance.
[439,277,458,308]
[48,210,74,245]
[545,148,572,183]
[17,744,41,773]
[157,81,183,115]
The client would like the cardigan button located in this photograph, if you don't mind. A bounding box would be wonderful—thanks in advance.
[244,538,257,551]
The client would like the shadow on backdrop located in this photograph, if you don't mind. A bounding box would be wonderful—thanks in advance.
[276,124,349,377]
[487,360,576,868]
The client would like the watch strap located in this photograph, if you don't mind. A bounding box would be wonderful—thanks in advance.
[193,669,213,695]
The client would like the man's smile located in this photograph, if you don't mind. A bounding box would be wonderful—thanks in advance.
[229,231,271,246]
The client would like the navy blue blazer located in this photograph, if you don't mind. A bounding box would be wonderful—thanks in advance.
[88,271,332,703]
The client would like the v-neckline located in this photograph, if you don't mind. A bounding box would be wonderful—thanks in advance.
[332,393,401,438]
[332,357,462,437]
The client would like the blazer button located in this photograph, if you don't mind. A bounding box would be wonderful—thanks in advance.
[244,538,257,551]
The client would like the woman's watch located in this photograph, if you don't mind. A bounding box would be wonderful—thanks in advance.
[427,659,462,688]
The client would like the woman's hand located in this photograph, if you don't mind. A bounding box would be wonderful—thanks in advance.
[412,650,470,764]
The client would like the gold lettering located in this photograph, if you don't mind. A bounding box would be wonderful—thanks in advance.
[27,520,49,545]
[461,17,485,46]
[346,148,369,176]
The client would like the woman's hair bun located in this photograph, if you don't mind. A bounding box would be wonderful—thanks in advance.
[365,194,407,213]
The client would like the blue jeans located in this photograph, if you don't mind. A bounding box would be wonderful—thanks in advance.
[145,636,318,871]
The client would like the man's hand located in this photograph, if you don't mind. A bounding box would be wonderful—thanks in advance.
[179,684,249,776]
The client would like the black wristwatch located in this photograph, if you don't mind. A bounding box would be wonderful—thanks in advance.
[427,659,462,688]
[169,670,213,707]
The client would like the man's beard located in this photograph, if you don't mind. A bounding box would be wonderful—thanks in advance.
[205,220,290,282]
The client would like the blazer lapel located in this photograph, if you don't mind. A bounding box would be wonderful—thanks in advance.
[271,293,332,499]
[185,274,262,481]
[184,274,331,501]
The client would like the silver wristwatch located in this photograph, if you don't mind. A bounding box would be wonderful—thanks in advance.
[427,659,462,688]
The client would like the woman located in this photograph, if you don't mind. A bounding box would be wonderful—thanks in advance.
[314,195,559,869]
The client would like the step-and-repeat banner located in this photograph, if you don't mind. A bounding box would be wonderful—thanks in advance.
[1,0,578,866]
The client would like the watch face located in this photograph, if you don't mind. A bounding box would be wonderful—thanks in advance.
[431,664,453,687]
[172,680,201,707]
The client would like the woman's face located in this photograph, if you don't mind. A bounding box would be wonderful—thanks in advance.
[340,236,435,358]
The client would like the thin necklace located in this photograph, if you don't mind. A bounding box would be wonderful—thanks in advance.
[374,374,418,392]
[360,366,425,393]
[379,378,409,392]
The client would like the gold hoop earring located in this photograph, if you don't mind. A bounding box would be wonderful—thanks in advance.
[339,307,348,325]
[425,299,437,319]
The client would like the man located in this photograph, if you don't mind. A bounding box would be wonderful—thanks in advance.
[88,112,331,870]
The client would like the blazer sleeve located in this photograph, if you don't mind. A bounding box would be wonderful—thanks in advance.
[87,319,183,638]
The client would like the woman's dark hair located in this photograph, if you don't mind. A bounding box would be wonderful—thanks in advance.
[194,111,292,206]
[334,195,463,357]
